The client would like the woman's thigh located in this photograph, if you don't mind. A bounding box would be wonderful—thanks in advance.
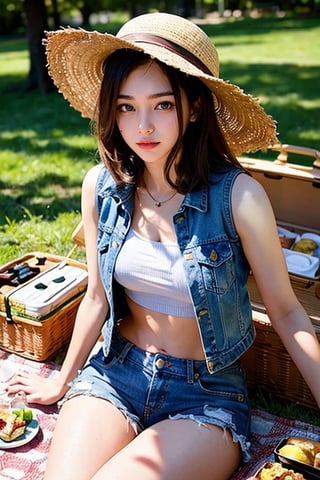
[92,418,241,480]
[44,395,136,480]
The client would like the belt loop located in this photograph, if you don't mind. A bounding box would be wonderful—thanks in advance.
[117,339,134,364]
[186,359,194,384]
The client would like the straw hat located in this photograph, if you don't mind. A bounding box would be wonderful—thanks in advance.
[45,12,278,155]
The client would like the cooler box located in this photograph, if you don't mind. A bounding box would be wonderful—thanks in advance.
[240,144,320,409]
[0,252,87,361]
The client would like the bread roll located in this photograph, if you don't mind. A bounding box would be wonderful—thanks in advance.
[292,239,317,255]
[278,444,313,465]
[282,437,320,469]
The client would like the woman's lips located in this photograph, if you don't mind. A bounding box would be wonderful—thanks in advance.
[136,141,160,150]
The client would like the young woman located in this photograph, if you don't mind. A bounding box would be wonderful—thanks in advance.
[7,12,320,480]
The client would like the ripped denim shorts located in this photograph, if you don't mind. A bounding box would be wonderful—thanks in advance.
[62,332,251,461]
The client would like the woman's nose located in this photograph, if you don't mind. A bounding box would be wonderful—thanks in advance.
[138,119,154,135]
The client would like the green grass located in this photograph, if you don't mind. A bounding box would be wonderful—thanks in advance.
[0,44,96,262]
[249,388,320,426]
[200,16,320,157]
[0,13,319,424]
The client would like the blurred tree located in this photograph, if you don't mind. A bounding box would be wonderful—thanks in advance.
[77,0,106,24]
[0,0,24,34]
[51,0,61,28]
[23,0,55,92]
[177,0,196,16]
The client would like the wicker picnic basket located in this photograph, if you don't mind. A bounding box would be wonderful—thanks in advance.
[0,252,87,361]
[242,310,320,410]
[240,144,320,410]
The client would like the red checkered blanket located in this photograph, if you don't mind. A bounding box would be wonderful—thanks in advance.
[1,350,319,479]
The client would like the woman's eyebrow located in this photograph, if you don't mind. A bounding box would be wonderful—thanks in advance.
[118,91,174,100]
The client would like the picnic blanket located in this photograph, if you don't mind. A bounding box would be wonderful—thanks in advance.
[0,350,319,479]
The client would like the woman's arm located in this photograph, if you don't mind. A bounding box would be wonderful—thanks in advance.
[54,165,109,389]
[6,165,109,404]
[232,173,320,408]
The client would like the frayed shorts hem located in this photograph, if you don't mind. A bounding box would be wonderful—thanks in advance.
[59,334,252,462]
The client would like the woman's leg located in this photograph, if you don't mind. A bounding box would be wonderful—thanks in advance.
[92,418,241,480]
[44,395,136,480]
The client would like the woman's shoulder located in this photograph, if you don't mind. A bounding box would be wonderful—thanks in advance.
[231,170,275,236]
[83,163,106,184]
[232,169,268,200]
[82,163,115,192]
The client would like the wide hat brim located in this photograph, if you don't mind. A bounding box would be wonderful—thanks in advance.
[45,15,278,156]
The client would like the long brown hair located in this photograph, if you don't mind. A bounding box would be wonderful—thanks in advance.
[94,49,242,193]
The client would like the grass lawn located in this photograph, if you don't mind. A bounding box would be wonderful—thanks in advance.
[0,12,319,424]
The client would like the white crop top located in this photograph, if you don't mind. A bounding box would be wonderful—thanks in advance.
[114,227,195,317]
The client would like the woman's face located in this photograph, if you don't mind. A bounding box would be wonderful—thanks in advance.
[116,61,193,167]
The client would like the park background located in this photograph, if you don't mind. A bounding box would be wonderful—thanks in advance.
[0,1,319,423]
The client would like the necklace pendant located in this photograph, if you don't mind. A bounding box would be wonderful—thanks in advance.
[155,201,161,207]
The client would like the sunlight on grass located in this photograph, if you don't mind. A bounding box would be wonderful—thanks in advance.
[0,211,84,265]
[0,51,28,74]
[1,129,37,140]
[215,19,320,66]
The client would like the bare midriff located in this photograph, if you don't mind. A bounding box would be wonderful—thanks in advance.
[118,296,205,360]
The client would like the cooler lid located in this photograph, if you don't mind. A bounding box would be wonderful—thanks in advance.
[240,144,320,232]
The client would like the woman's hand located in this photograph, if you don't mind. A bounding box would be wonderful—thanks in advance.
[6,371,69,405]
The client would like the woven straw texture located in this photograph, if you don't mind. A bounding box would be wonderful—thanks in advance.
[0,296,82,361]
[242,312,320,410]
[44,12,278,156]
[0,253,86,361]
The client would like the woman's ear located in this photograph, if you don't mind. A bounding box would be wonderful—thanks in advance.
[189,97,201,122]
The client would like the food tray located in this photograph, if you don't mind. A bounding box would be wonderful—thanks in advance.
[274,438,320,480]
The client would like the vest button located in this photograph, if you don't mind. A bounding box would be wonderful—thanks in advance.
[175,215,185,224]
[207,361,214,373]
[210,249,218,261]
[112,240,119,249]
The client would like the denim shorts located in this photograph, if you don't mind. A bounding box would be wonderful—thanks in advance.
[63,333,251,461]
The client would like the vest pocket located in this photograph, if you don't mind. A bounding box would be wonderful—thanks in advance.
[196,242,235,294]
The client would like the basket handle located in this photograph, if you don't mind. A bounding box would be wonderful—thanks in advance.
[65,221,85,258]
[270,143,320,168]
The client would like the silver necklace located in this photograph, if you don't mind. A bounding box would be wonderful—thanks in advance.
[143,184,177,207]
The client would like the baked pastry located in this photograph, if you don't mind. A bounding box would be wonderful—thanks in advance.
[292,239,317,255]
[279,235,295,249]
[279,437,320,469]
[255,461,306,480]
[0,409,26,442]
[278,444,312,465]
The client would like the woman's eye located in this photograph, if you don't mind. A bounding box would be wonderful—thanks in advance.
[118,104,134,113]
[156,101,173,111]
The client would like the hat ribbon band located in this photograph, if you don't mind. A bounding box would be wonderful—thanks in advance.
[121,33,212,76]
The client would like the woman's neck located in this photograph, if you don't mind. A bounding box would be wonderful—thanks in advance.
[142,167,176,196]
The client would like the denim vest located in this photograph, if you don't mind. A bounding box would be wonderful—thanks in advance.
[95,166,255,374]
